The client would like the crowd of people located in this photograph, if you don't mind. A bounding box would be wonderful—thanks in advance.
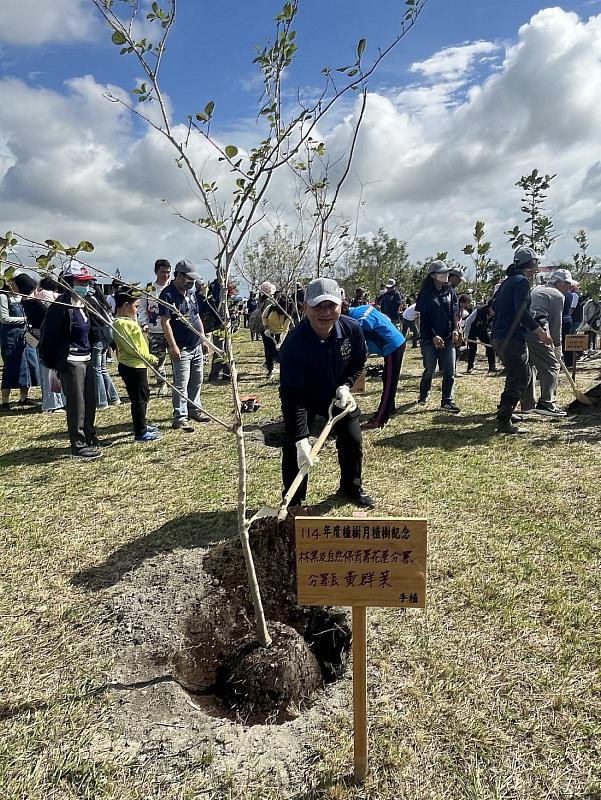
[1,251,599,508]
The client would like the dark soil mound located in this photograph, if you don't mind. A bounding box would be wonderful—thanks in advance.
[215,622,323,722]
[203,514,302,625]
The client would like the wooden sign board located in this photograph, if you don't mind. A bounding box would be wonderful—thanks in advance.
[351,369,366,394]
[295,517,427,608]
[565,334,588,352]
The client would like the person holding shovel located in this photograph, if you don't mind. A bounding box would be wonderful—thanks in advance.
[491,246,553,434]
[279,277,375,509]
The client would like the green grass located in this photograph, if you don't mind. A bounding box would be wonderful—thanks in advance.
[1,336,600,800]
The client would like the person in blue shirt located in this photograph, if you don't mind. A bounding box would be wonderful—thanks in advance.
[343,301,406,429]
[491,246,552,434]
[279,277,374,509]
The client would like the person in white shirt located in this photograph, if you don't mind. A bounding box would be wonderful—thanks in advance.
[138,259,172,394]
[401,297,419,348]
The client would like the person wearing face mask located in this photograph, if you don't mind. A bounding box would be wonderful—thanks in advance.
[415,261,461,413]
[38,264,104,459]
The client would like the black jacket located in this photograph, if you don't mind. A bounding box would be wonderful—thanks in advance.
[279,316,366,440]
[415,280,458,343]
[39,294,86,370]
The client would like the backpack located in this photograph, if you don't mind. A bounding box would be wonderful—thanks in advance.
[249,308,264,336]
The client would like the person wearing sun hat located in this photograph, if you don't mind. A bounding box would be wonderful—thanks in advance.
[38,263,105,458]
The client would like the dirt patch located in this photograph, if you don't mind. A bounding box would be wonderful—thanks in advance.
[90,509,352,794]
[244,416,328,449]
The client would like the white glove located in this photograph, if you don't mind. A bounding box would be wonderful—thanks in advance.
[334,385,353,409]
[555,346,563,363]
[296,438,314,470]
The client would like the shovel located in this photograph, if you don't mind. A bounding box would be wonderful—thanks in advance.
[250,398,357,524]
[558,356,593,405]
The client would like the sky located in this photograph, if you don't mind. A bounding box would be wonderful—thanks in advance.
[2,0,601,285]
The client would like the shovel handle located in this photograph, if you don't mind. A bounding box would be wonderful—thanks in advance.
[277,399,356,520]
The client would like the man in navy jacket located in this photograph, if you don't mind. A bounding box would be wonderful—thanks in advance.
[491,246,552,434]
[279,277,374,508]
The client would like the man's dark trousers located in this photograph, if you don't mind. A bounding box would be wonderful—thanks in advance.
[492,337,531,421]
[282,407,362,505]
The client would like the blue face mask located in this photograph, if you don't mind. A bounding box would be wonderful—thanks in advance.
[73,285,89,298]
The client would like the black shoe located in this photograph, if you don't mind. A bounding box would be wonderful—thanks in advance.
[441,401,460,414]
[71,446,103,460]
[336,487,375,509]
[172,419,194,432]
[0,402,10,411]
[417,395,428,405]
[87,438,113,448]
[496,420,526,435]
[189,411,209,423]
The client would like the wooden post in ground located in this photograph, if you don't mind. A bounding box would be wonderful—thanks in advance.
[353,606,368,783]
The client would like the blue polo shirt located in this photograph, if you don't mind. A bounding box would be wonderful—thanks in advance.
[347,305,405,356]
[279,316,367,440]
[158,282,201,350]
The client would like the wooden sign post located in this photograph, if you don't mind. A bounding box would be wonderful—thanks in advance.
[565,333,588,381]
[295,516,427,784]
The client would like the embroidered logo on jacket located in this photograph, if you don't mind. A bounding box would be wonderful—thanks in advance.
[340,338,351,360]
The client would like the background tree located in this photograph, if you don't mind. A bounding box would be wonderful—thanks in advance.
[89,0,428,650]
[505,169,557,256]
[341,227,411,298]
[462,220,492,301]
[572,228,599,280]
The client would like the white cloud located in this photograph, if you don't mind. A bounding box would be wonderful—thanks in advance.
[3,8,601,285]
[411,41,500,81]
[0,0,96,45]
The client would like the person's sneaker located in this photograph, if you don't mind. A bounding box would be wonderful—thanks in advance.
[496,420,526,435]
[417,395,428,405]
[520,407,537,415]
[488,368,499,374]
[189,411,209,423]
[336,487,376,509]
[466,368,474,374]
[135,430,162,443]
[71,446,103,460]
[108,399,122,406]
[534,405,567,417]
[88,438,113,448]
[172,419,194,432]
[441,401,460,414]
[146,424,159,433]
[17,398,38,406]
[511,413,524,423]
[0,402,10,411]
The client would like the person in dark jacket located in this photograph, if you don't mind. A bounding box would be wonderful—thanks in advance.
[379,279,402,325]
[39,264,104,459]
[491,246,553,434]
[0,273,40,410]
[344,302,406,429]
[279,277,374,508]
[464,301,496,373]
[415,261,460,412]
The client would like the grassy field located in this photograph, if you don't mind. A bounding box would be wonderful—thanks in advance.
[1,333,600,800]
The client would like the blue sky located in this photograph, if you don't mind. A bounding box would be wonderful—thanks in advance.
[2,1,601,282]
